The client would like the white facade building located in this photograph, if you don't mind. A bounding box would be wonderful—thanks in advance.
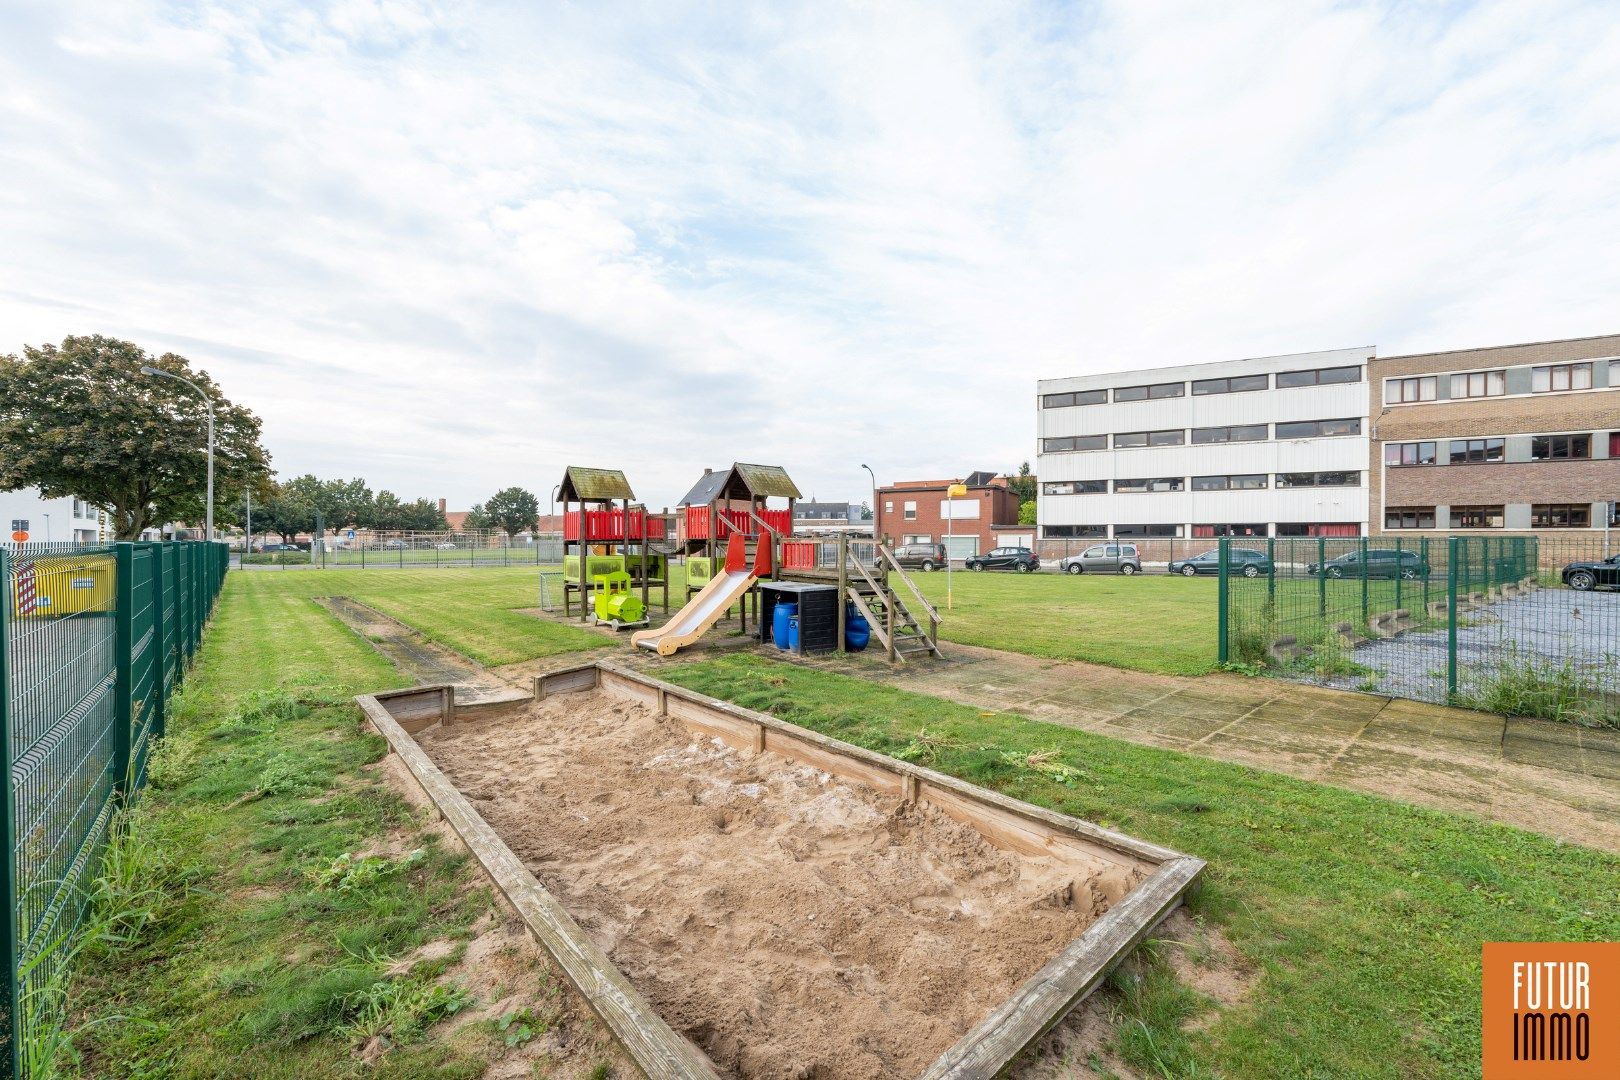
[1036,347,1374,540]
[0,488,111,545]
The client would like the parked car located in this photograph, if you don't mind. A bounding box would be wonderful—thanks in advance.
[261,543,301,552]
[965,546,1040,573]
[1561,553,1620,591]
[383,539,408,548]
[1059,543,1141,575]
[893,542,948,572]
[1168,548,1272,578]
[435,541,458,550]
[1307,549,1430,580]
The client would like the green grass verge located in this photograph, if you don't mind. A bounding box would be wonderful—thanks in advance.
[57,574,607,1078]
[660,654,1620,1079]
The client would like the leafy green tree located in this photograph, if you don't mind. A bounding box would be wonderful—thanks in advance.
[1018,499,1037,525]
[462,503,491,531]
[258,481,315,543]
[1006,461,1037,525]
[485,486,540,537]
[396,497,448,532]
[0,335,270,539]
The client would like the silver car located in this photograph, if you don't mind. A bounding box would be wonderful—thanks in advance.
[1059,543,1141,575]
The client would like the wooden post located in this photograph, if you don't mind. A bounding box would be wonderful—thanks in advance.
[577,500,589,621]
[837,532,848,653]
[886,593,896,662]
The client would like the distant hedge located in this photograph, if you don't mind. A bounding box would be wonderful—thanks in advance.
[242,551,311,565]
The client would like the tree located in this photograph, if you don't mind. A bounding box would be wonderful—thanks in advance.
[1018,499,1037,525]
[281,475,373,537]
[364,491,446,533]
[0,335,270,540]
[258,481,315,543]
[485,486,539,537]
[1007,461,1036,505]
[462,503,491,531]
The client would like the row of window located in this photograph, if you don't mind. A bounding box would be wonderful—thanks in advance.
[1385,504,1614,530]
[1043,522,1362,539]
[1384,359,1617,405]
[1041,417,1362,454]
[1041,365,1362,409]
[1043,471,1361,496]
[1383,432,1611,467]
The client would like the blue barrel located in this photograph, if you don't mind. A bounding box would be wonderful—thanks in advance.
[845,605,870,651]
[786,615,800,652]
[772,602,797,650]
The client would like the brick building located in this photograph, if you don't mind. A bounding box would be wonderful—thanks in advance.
[872,472,1021,561]
[1369,333,1620,551]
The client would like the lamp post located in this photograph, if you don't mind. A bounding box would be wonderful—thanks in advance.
[860,464,876,540]
[42,513,51,545]
[142,366,215,541]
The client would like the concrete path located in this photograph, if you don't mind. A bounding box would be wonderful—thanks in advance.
[797,642,1620,852]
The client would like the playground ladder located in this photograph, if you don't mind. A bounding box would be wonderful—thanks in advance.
[846,544,943,662]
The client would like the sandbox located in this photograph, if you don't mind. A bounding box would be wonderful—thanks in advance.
[358,664,1202,1078]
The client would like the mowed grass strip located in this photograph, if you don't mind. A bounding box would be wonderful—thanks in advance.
[62,574,613,1079]
[230,568,609,667]
[661,654,1620,1079]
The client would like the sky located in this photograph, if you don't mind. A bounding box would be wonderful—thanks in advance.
[2,1,1618,512]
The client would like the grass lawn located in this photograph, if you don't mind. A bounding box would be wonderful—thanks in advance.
[60,572,617,1079]
[662,655,1620,1079]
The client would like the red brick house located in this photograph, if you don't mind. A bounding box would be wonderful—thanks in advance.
[872,471,1022,560]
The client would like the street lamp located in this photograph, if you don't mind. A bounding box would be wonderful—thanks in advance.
[860,464,876,539]
[141,366,214,541]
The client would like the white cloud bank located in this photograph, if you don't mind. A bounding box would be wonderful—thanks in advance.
[2,0,1617,508]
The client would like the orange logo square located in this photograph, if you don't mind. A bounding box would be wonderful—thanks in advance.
[1483,942,1619,1078]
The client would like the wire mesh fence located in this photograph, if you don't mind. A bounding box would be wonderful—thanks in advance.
[1219,536,1619,726]
[239,530,566,569]
[1,540,227,1077]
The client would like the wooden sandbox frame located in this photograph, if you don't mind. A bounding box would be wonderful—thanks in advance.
[357,662,1205,1078]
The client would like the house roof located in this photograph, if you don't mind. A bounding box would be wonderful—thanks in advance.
[677,468,731,508]
[558,466,634,503]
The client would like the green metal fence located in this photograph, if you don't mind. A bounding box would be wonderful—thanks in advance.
[1218,536,1619,725]
[1,540,227,1077]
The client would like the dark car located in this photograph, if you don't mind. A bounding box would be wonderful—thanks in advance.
[1562,553,1620,591]
[965,546,1040,573]
[1059,543,1141,575]
[893,542,949,572]
[1308,549,1430,580]
[261,543,301,552]
[1169,548,1273,578]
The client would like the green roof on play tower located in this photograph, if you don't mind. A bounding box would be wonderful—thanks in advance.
[557,466,635,503]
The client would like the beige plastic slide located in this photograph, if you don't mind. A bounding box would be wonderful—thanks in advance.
[631,569,757,657]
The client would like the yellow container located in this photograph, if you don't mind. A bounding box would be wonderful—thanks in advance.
[14,552,115,617]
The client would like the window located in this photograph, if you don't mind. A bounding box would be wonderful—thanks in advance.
[1385,376,1437,404]
[1613,432,1620,457]
[1384,442,1437,466]
[1531,504,1591,528]
[1530,434,1591,460]
[1450,370,1506,398]
[1384,507,1436,530]
[1275,471,1361,488]
[903,501,917,520]
[1191,424,1268,444]
[1192,523,1268,537]
[1276,522,1361,537]
[1114,477,1184,493]
[1113,429,1183,448]
[883,501,893,513]
[1450,505,1504,529]
[1531,363,1592,393]
[1114,524,1182,537]
[1043,480,1107,495]
[1113,381,1184,402]
[1449,438,1504,464]
[1276,365,1361,388]
[1192,374,1268,396]
[1042,435,1107,453]
[1275,417,1362,439]
[1042,389,1107,408]
[1191,474,1268,491]
[1043,525,1106,539]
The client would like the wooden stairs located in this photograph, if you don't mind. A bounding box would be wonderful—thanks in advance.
[845,544,944,662]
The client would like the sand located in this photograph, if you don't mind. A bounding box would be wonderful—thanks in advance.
[418,692,1141,1078]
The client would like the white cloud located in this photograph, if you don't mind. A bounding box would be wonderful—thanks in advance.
[2,0,1617,509]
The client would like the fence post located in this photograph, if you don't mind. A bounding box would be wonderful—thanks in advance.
[150,543,167,739]
[1359,534,1370,625]
[1394,537,1403,610]
[1317,536,1327,617]
[1421,537,1430,613]
[1216,539,1230,664]
[1266,537,1275,603]
[113,543,135,797]
[0,549,20,1080]
[1446,536,1459,700]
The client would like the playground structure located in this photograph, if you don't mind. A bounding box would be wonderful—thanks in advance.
[556,466,674,626]
[639,462,944,661]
